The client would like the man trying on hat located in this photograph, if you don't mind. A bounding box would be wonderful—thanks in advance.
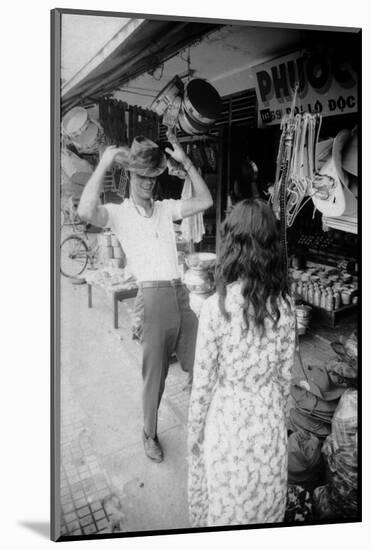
[78,133,213,463]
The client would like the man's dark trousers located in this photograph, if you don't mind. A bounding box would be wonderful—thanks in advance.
[134,281,198,439]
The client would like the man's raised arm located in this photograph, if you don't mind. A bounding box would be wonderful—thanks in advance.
[165,132,213,219]
[77,146,123,227]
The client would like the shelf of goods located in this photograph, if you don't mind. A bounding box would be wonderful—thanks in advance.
[305,302,357,328]
[290,264,357,328]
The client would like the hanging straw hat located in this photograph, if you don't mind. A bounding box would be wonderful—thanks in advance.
[114,136,167,177]
[312,129,357,217]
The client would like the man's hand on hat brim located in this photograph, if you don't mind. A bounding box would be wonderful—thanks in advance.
[101,145,129,170]
[165,140,188,166]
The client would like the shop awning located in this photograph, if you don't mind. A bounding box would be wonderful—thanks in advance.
[61,18,222,113]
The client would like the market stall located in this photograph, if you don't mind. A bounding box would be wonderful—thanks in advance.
[60,19,359,523]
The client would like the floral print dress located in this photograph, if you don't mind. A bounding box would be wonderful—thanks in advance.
[188,282,295,527]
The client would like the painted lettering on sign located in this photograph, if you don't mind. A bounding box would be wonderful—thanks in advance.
[254,49,357,126]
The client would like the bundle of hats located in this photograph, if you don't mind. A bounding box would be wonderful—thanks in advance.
[151,76,222,136]
[289,363,346,440]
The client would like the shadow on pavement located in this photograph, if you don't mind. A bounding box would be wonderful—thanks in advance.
[18,521,50,539]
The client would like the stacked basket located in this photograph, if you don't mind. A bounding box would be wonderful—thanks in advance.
[98,232,125,268]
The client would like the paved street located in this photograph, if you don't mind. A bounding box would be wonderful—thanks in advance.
[58,271,338,538]
[60,274,191,537]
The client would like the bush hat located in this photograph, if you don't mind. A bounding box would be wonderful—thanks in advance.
[291,363,345,401]
[114,136,167,177]
[290,409,331,439]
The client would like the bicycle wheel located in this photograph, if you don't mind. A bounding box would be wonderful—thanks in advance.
[60,235,89,278]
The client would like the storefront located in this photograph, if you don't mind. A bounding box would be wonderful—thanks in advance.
[59,17,359,524]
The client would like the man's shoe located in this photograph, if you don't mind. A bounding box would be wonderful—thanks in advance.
[142,430,164,463]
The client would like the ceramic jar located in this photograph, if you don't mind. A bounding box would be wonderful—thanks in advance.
[341,289,352,305]
[183,266,214,294]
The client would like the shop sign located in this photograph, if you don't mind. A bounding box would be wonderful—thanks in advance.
[254,49,357,126]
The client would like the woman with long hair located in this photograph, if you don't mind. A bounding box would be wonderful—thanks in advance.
[188,199,295,527]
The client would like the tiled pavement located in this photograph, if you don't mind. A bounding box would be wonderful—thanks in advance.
[59,276,191,537]
[59,360,190,537]
[60,420,117,536]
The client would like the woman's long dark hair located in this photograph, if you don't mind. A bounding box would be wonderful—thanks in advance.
[216,199,290,334]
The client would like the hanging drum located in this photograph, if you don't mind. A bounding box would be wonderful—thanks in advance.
[183,79,222,125]
[62,106,104,154]
[62,107,89,139]
[178,78,222,136]
[178,103,208,135]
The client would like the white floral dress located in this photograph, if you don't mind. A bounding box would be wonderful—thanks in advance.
[188,282,295,527]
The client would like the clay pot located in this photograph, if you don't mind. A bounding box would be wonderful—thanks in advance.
[295,305,312,335]
[184,267,214,295]
[185,252,216,270]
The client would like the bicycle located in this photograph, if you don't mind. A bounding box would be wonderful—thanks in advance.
[60,200,101,278]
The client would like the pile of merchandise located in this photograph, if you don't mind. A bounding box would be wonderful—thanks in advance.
[84,266,137,292]
[313,389,358,519]
[61,106,104,201]
[285,332,358,523]
[97,231,126,269]
[289,265,358,310]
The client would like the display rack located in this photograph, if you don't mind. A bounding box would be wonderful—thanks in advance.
[177,132,223,254]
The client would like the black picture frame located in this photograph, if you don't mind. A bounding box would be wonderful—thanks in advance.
[51,8,361,542]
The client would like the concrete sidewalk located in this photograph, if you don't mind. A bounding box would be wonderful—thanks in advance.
[58,274,337,537]
[60,275,191,536]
